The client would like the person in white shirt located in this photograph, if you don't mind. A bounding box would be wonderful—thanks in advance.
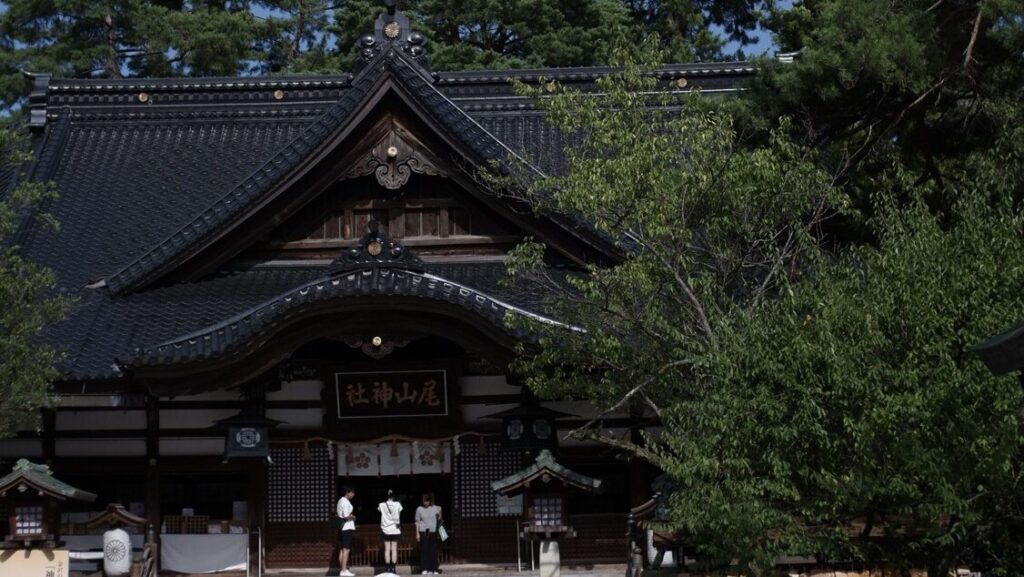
[337,486,356,577]
[378,489,403,574]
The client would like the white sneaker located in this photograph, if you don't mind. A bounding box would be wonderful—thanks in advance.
[340,570,355,576]
[422,572,429,575]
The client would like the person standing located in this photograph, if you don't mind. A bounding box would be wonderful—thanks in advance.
[337,486,357,577]
[415,494,442,575]
[379,489,403,574]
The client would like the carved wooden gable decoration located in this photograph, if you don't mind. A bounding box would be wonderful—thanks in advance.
[342,120,444,190]
[244,111,525,262]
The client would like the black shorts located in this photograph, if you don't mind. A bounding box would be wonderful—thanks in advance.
[338,529,354,548]
[381,533,399,542]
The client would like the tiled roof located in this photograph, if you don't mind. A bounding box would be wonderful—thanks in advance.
[491,449,603,495]
[0,459,97,502]
[13,24,753,385]
[102,50,545,295]
[55,261,554,380]
[132,262,577,368]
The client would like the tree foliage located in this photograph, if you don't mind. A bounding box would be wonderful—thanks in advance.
[0,123,67,437]
[503,36,1024,575]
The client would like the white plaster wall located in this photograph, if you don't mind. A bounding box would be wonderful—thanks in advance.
[159,409,239,429]
[0,439,43,458]
[266,409,323,429]
[267,380,323,401]
[161,390,239,402]
[56,410,146,431]
[159,438,223,456]
[461,403,516,423]
[55,439,146,457]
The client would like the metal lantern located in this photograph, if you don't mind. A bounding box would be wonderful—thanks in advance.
[213,411,284,462]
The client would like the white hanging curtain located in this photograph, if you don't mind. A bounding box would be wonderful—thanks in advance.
[412,441,451,474]
[379,441,413,476]
[337,444,380,477]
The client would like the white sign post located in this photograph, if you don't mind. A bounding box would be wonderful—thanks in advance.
[0,548,70,577]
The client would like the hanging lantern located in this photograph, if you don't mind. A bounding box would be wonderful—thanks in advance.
[213,410,284,462]
[481,403,572,451]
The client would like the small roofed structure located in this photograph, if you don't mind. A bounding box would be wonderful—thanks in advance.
[493,450,602,577]
[84,504,147,532]
[974,319,1024,376]
[0,459,96,548]
[492,449,602,497]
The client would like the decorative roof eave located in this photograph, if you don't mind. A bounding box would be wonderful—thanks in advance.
[0,459,97,503]
[129,231,582,370]
[84,503,146,528]
[974,319,1024,375]
[491,449,603,495]
[130,267,581,369]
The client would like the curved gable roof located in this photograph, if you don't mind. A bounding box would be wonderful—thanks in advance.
[103,49,552,295]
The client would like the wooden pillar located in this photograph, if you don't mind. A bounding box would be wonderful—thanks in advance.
[247,458,267,573]
[41,409,56,465]
[247,378,269,573]
[144,394,161,531]
[628,411,649,508]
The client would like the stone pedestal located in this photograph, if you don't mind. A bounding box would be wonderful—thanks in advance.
[539,539,561,577]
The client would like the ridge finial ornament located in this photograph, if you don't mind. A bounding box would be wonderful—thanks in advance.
[329,220,425,274]
[353,1,431,74]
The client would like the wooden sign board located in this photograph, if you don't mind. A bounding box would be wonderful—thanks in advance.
[0,549,69,577]
[334,369,448,418]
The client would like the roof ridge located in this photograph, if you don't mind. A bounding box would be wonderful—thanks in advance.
[103,49,565,295]
[103,53,390,294]
[48,74,353,94]
[435,61,757,84]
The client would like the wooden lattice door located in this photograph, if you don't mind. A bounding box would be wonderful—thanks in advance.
[265,444,336,568]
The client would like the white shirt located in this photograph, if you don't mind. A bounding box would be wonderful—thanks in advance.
[379,500,403,535]
[337,496,355,531]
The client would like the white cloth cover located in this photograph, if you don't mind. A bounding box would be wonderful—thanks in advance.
[160,534,248,574]
[338,444,380,476]
[379,442,412,476]
[103,528,132,577]
[411,442,451,474]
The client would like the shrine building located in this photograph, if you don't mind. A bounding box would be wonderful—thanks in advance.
[0,4,753,572]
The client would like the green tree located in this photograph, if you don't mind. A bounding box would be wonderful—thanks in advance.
[0,1,259,106]
[625,0,768,61]
[757,0,1024,199]
[331,0,635,70]
[503,47,1024,575]
[251,0,337,74]
[0,123,68,437]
